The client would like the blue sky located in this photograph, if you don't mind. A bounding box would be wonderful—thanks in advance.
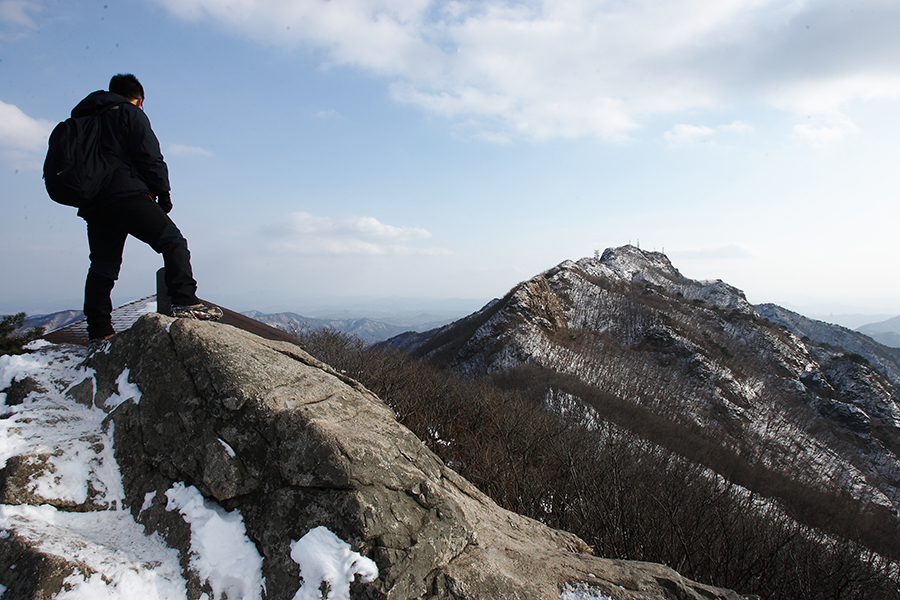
[2,0,900,321]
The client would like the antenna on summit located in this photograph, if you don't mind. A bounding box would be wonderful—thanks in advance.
[594,249,600,259]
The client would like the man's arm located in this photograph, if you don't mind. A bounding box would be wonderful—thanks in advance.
[123,105,171,199]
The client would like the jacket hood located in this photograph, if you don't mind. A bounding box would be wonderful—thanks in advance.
[71,90,130,118]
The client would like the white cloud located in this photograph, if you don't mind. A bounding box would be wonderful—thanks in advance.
[0,0,40,27]
[261,211,446,256]
[0,100,53,153]
[793,114,859,148]
[664,124,716,147]
[768,73,900,116]
[315,109,342,119]
[0,101,56,162]
[167,143,213,157]
[0,0,41,43]
[768,73,900,145]
[151,0,900,142]
[664,120,752,148]
[720,121,753,134]
[351,215,431,240]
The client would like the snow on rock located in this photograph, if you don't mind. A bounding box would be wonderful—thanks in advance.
[559,583,614,600]
[102,367,142,411]
[0,344,122,510]
[0,342,188,598]
[0,342,261,599]
[592,246,683,287]
[290,526,378,600]
[165,482,265,600]
[756,303,900,386]
[0,503,187,600]
[572,248,754,314]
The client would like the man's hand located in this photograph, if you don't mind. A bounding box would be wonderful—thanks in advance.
[157,192,173,214]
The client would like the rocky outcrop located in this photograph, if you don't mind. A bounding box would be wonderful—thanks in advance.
[510,277,568,332]
[74,314,743,600]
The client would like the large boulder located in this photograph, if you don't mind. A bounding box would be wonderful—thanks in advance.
[88,314,744,600]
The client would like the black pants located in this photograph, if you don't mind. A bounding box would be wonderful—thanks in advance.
[83,195,199,339]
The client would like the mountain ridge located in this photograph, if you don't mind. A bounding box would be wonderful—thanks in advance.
[755,303,900,381]
[857,314,900,348]
[382,246,900,560]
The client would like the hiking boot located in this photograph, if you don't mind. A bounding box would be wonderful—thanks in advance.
[172,303,223,321]
[88,334,114,354]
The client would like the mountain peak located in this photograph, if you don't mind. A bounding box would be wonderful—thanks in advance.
[555,245,683,289]
[558,246,752,313]
[597,245,684,283]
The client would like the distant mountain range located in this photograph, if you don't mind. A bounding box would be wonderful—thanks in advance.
[13,310,84,336]
[9,307,454,345]
[857,315,900,348]
[240,311,458,344]
[9,281,899,349]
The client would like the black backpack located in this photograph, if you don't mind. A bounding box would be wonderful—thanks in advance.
[43,103,121,208]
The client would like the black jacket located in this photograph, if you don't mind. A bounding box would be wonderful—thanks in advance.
[72,90,170,216]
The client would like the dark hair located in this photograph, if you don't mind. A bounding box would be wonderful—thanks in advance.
[109,73,144,101]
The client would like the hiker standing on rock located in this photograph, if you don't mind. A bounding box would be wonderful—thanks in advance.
[66,74,222,347]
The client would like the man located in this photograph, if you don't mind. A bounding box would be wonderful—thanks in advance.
[72,73,222,347]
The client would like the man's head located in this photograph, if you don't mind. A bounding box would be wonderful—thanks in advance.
[109,74,144,107]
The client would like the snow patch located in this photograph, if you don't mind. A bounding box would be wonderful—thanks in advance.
[104,367,142,410]
[1,342,388,600]
[290,526,379,600]
[1,352,49,410]
[559,582,613,599]
[0,504,186,599]
[140,490,156,516]
[0,369,122,507]
[165,482,265,600]
[218,437,236,458]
